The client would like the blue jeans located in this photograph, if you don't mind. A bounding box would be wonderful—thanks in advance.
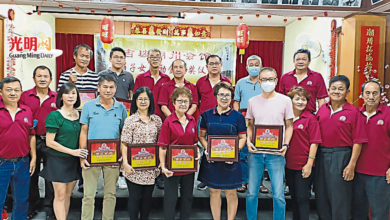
[239,145,248,184]
[246,153,286,220]
[0,156,30,220]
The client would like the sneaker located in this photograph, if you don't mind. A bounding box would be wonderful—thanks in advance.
[284,185,290,196]
[2,209,8,220]
[118,176,127,189]
[197,182,208,191]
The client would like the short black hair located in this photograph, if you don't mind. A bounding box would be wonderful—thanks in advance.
[33,65,52,79]
[214,82,234,98]
[361,80,382,94]
[73,44,93,57]
[0,77,22,90]
[56,83,81,108]
[206,55,222,65]
[293,49,311,62]
[329,75,350,90]
[131,87,155,116]
[110,47,126,58]
[98,74,117,86]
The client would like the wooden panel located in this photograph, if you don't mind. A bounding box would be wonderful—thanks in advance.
[0,18,3,80]
[338,15,386,105]
[384,15,390,101]
[56,19,126,35]
[56,18,285,41]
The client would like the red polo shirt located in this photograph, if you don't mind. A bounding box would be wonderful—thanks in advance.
[158,79,198,117]
[196,74,231,114]
[286,111,322,170]
[0,100,35,158]
[20,87,57,135]
[316,101,367,148]
[158,112,198,176]
[134,70,170,118]
[356,104,390,176]
[279,69,328,113]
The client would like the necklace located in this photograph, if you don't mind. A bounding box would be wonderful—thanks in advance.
[61,109,78,118]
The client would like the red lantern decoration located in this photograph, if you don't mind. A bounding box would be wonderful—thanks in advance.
[236,23,250,63]
[100,17,115,44]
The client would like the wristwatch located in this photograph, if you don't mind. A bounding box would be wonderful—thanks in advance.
[282,144,290,149]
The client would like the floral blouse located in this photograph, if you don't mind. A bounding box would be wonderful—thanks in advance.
[120,112,162,185]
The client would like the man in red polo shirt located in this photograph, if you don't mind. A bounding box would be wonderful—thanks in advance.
[195,54,231,190]
[315,75,367,220]
[353,80,390,220]
[158,59,198,120]
[279,49,327,113]
[134,48,170,119]
[20,65,57,219]
[196,55,231,114]
[0,77,36,220]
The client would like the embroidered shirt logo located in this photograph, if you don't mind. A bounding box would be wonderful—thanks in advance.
[24,117,29,123]
[307,81,313,85]
[339,116,346,121]
[51,102,56,108]
[297,124,304,129]
[377,119,384,125]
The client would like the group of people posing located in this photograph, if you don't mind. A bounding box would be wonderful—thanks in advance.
[0,44,389,220]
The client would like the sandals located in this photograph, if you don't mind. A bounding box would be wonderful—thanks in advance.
[237,183,247,193]
[27,210,38,220]
[260,184,269,193]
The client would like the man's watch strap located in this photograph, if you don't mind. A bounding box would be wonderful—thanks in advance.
[282,144,290,149]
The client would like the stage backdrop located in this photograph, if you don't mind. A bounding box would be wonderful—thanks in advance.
[94,35,237,84]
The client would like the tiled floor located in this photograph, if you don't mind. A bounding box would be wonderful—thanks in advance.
[5,171,319,219]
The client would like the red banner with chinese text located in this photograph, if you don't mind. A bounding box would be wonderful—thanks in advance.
[359,26,380,106]
[130,23,211,38]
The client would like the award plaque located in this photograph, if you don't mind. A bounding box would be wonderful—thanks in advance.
[127,144,159,170]
[116,98,131,116]
[252,125,283,152]
[79,90,97,110]
[207,135,239,162]
[87,139,120,166]
[167,145,198,172]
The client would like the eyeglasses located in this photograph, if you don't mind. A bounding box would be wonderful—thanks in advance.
[176,99,189,105]
[259,78,276,83]
[217,93,231,99]
[137,98,150,102]
[148,56,161,60]
[207,62,221,66]
[112,56,125,60]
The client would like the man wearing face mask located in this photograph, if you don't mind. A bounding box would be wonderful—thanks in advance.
[279,49,327,113]
[246,67,294,220]
[233,55,266,194]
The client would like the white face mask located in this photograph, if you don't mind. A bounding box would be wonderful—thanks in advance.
[261,81,276,93]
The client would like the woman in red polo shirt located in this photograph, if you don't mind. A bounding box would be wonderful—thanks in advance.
[286,86,322,220]
[158,87,200,220]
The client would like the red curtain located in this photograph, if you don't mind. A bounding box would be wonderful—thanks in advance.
[55,33,95,87]
[236,41,284,83]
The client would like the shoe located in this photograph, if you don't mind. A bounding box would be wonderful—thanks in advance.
[284,185,290,196]
[118,176,127,189]
[197,182,208,191]
[260,184,269,194]
[2,209,8,220]
[27,210,38,219]
[237,183,247,193]
[77,184,83,193]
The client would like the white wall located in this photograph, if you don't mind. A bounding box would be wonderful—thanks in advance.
[283,17,342,87]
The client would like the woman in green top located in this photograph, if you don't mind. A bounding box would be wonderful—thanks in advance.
[40,83,87,220]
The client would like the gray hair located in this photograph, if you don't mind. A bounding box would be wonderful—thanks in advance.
[147,48,161,57]
[246,55,262,67]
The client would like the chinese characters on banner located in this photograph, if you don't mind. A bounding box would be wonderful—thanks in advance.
[94,35,236,84]
[359,26,380,106]
[130,23,211,38]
